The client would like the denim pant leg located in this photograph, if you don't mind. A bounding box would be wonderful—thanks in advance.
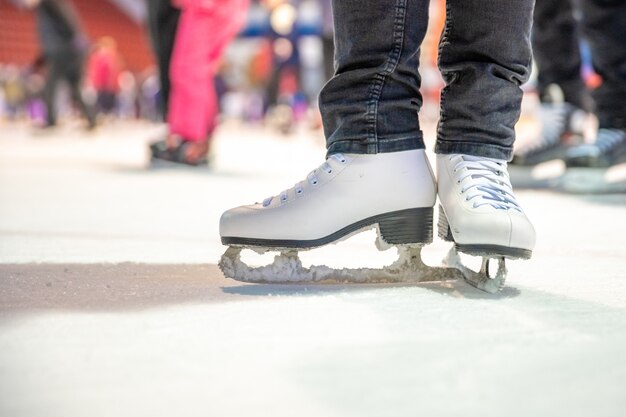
[533,0,593,111]
[581,0,626,129]
[435,0,534,161]
[319,0,429,155]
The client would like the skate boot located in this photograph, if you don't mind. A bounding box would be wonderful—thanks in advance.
[559,128,626,193]
[437,154,536,292]
[565,128,626,168]
[511,102,587,166]
[150,135,210,167]
[219,149,462,284]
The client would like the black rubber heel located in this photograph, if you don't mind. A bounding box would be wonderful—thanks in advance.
[378,207,433,245]
[437,205,455,242]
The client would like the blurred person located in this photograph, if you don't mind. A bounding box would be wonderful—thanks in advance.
[146,0,181,119]
[244,39,273,123]
[26,0,96,129]
[117,71,138,119]
[266,16,302,112]
[512,0,626,169]
[262,2,304,133]
[24,72,47,123]
[137,69,160,121]
[22,55,48,123]
[150,0,250,166]
[219,0,536,289]
[1,65,26,119]
[87,37,122,116]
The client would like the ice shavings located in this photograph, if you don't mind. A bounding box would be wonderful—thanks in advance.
[220,245,463,284]
[219,226,464,284]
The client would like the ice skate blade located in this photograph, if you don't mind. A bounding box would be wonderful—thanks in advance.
[453,244,531,261]
[442,247,507,294]
[219,246,464,285]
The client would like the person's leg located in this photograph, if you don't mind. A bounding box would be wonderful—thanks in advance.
[168,4,243,142]
[533,0,592,110]
[168,7,217,143]
[511,0,591,166]
[435,0,536,267]
[220,0,437,264]
[319,0,430,155]
[580,0,626,130]
[163,1,247,164]
[43,56,62,127]
[564,0,626,167]
[435,0,534,161]
[146,0,181,119]
[66,55,96,129]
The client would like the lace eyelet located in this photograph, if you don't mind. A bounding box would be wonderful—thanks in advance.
[312,181,318,185]
[327,170,332,174]
[340,159,346,163]
[296,190,302,194]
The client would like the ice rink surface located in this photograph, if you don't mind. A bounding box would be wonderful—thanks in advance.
[1,121,625,417]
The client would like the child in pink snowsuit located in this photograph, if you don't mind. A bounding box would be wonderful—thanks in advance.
[164,0,248,164]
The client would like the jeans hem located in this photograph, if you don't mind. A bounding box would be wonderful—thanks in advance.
[327,136,425,156]
[435,140,513,161]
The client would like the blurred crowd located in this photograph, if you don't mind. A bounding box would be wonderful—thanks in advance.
[0,38,158,122]
[0,0,411,131]
[0,0,624,175]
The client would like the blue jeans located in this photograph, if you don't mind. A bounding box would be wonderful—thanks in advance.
[319,0,534,160]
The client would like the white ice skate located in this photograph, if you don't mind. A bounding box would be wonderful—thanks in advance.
[219,149,464,285]
[437,154,536,292]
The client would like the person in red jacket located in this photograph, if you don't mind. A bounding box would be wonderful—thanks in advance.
[87,37,122,115]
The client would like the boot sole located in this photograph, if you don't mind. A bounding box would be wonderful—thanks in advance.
[221,207,433,249]
[437,205,532,260]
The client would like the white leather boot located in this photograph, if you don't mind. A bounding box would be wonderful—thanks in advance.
[220,149,437,249]
[437,153,536,259]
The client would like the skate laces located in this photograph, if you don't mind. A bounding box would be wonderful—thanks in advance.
[451,155,522,212]
[262,153,347,207]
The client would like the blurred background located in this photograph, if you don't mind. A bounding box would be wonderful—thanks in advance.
[0,0,608,158]
[0,0,448,130]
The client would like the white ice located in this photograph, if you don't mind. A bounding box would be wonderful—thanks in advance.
[1,121,626,417]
